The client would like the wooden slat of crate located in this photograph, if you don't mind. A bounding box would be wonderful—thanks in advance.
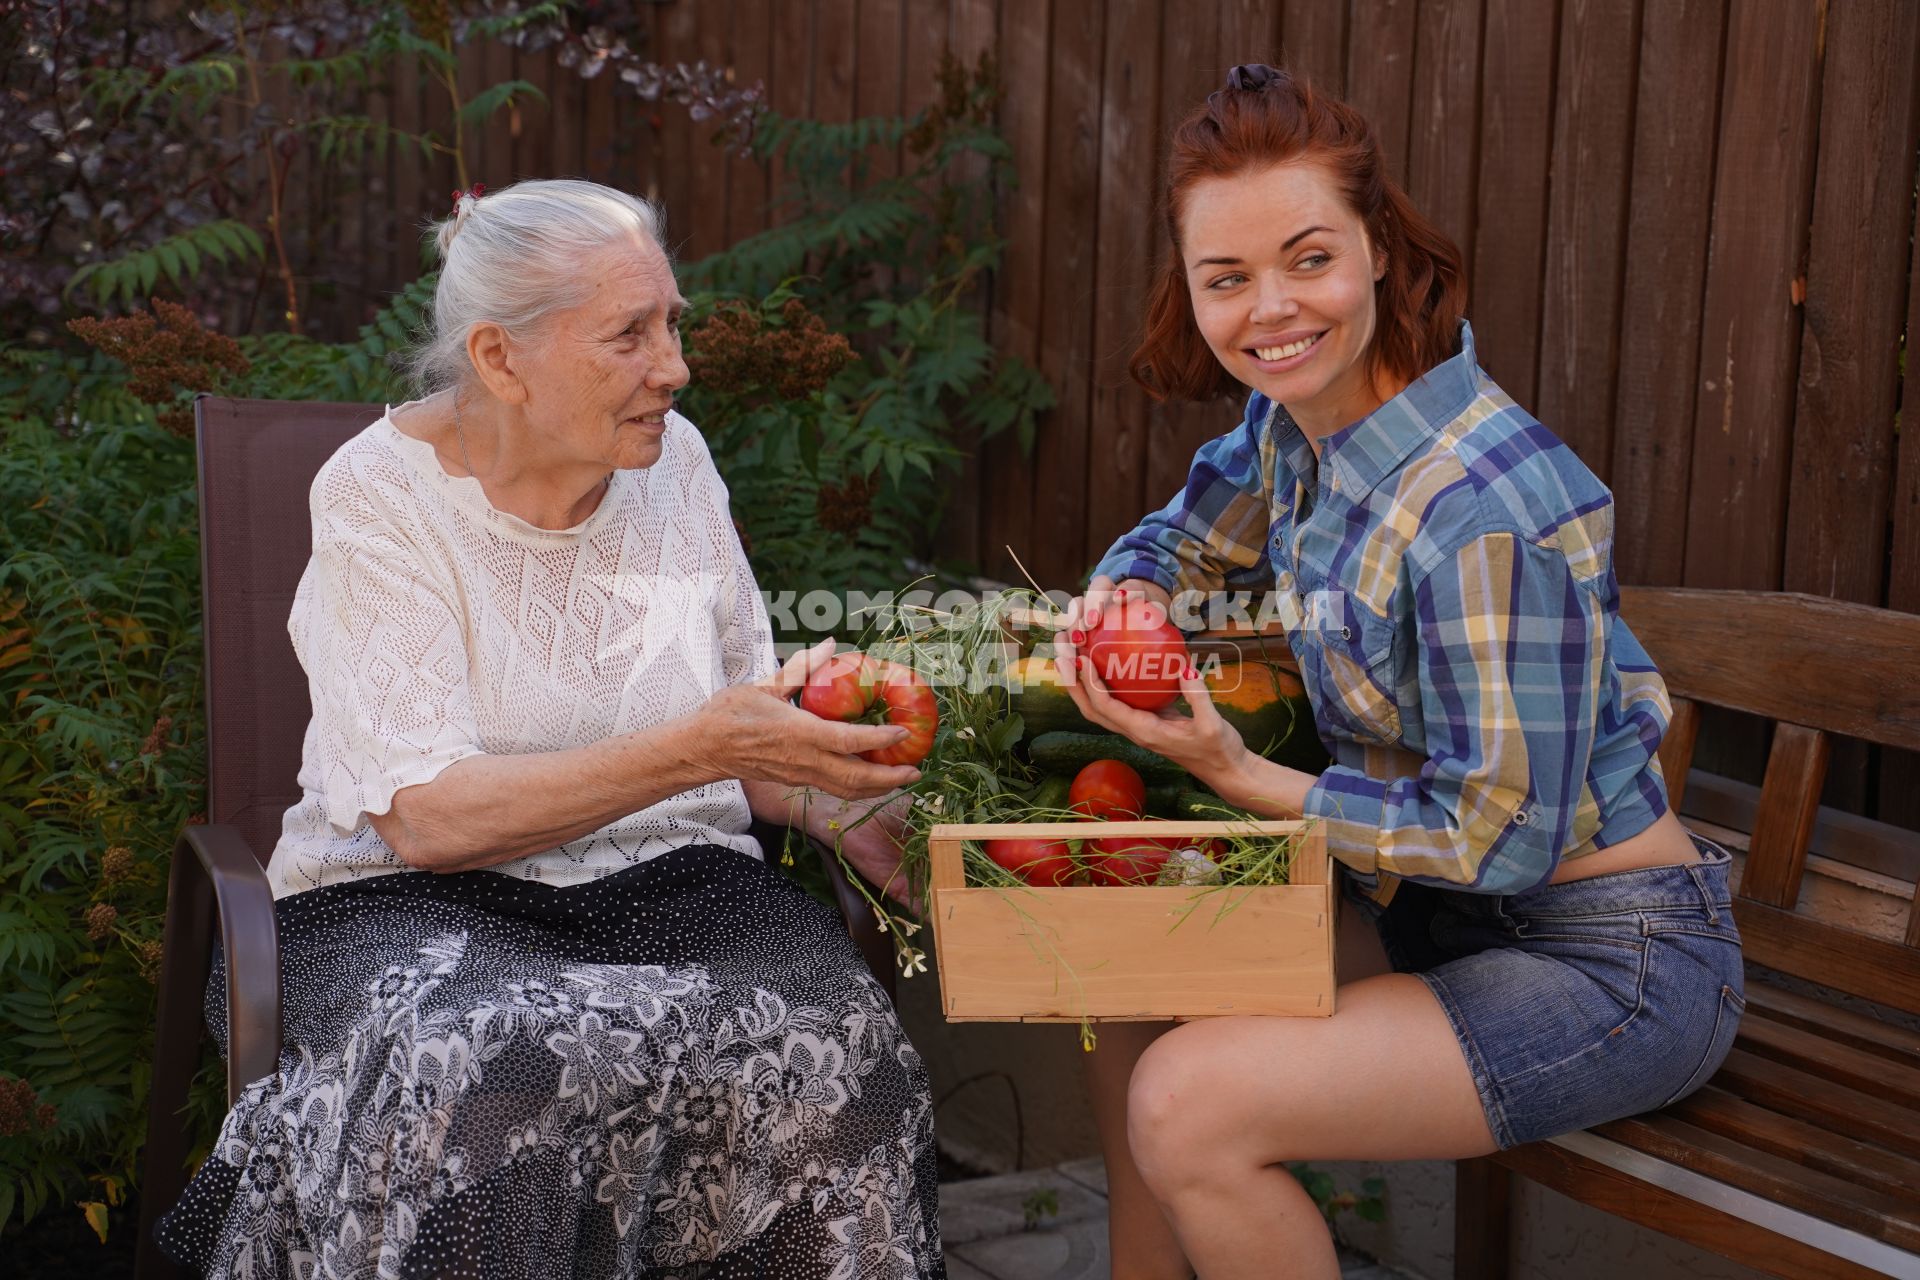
[927,820,1334,1021]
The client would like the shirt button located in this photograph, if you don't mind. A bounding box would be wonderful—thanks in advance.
[1513,809,1532,827]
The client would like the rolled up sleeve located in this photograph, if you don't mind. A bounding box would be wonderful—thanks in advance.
[1093,395,1277,600]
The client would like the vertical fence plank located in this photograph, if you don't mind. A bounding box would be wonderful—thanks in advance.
[551,45,587,178]
[1345,0,1417,185]
[581,62,620,191]
[1784,0,1919,604]
[1534,0,1641,483]
[482,42,517,185]
[1084,0,1164,572]
[765,0,812,225]
[938,0,1000,572]
[1217,0,1281,64]
[857,0,907,157]
[1610,0,1727,586]
[1468,0,1557,408]
[1029,0,1106,588]
[977,0,1048,583]
[1405,0,1485,271]
[522,44,555,179]
[1282,0,1349,93]
[1682,0,1825,591]
[1883,167,1920,830]
[1780,0,1920,824]
[685,0,735,260]
[816,0,858,123]
[728,0,774,243]
[654,0,697,242]
[1142,0,1229,519]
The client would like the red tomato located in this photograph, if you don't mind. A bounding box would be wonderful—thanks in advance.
[1085,835,1180,886]
[984,838,1077,887]
[1084,599,1189,711]
[797,653,939,767]
[798,653,879,722]
[863,660,938,767]
[1068,759,1147,820]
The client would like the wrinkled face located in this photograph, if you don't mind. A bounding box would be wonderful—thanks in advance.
[1181,160,1387,434]
[515,233,689,471]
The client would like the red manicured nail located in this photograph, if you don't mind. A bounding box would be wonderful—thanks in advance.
[1113,589,1127,602]
[1069,629,1086,644]
[1184,665,1198,680]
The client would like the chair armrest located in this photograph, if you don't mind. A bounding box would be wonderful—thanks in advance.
[177,825,282,1103]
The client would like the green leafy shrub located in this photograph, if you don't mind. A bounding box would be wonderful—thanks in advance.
[676,54,1052,629]
[0,353,208,1237]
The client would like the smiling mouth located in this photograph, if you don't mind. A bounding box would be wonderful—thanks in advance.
[1251,332,1325,362]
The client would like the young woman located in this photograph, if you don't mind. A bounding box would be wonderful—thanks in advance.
[1050,66,1744,1280]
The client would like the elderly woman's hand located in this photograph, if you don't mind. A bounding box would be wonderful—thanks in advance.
[698,639,923,801]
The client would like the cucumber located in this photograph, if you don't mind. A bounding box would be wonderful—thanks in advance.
[1027,731,1190,786]
[1144,783,1187,819]
[1028,774,1072,812]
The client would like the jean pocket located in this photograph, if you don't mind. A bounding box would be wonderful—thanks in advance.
[1659,983,1747,1109]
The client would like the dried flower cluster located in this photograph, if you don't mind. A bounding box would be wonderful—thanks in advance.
[100,845,135,885]
[815,473,875,535]
[140,713,175,756]
[687,299,857,403]
[139,938,166,984]
[68,300,249,436]
[84,901,118,943]
[0,1076,58,1138]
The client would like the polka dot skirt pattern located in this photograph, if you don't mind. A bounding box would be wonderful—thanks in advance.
[154,845,944,1279]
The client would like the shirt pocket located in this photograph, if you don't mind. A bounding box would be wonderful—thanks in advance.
[1297,588,1403,747]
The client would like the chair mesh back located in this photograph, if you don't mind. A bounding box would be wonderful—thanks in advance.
[195,397,384,862]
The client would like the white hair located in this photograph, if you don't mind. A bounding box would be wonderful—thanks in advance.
[408,178,668,393]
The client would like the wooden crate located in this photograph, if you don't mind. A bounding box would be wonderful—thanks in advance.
[926,820,1335,1022]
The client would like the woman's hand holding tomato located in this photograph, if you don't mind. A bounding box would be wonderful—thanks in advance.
[1051,583,1251,791]
[701,639,923,801]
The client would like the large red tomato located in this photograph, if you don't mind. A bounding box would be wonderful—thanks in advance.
[984,838,1077,887]
[798,653,877,722]
[863,661,938,766]
[1068,759,1147,820]
[797,653,939,767]
[1085,834,1180,886]
[1084,599,1189,711]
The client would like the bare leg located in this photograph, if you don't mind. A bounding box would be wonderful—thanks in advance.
[1126,974,1497,1280]
[1079,1020,1191,1280]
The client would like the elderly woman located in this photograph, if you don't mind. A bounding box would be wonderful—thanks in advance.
[156,179,943,1279]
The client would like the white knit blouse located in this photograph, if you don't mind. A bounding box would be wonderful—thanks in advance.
[264,407,777,899]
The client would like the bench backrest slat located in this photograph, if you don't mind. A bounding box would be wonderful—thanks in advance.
[1621,586,1920,1016]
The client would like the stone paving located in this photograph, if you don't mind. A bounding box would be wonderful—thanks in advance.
[939,1157,1417,1279]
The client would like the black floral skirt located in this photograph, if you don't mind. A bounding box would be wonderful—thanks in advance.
[155,843,944,1279]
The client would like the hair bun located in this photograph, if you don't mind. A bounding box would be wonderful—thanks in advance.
[434,185,485,258]
[1226,63,1285,92]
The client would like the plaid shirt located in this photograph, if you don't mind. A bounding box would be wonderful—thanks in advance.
[1096,322,1672,896]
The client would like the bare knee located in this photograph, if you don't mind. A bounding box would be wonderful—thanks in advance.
[1126,1031,1233,1199]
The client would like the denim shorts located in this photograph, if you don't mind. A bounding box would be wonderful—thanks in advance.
[1347,833,1746,1150]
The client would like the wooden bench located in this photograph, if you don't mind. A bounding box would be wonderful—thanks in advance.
[133,396,896,1278]
[1453,587,1920,1279]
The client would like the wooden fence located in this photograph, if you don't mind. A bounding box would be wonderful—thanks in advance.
[289,0,1920,825]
